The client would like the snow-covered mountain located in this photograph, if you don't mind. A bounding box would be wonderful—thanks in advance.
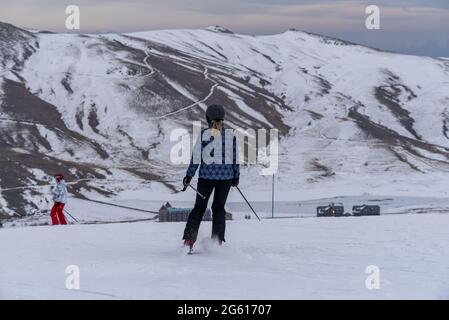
[1,21,449,219]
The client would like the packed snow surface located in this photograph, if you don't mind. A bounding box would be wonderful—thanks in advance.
[1,213,448,299]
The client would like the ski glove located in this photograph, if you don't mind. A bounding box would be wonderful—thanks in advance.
[232,178,239,187]
[183,176,192,188]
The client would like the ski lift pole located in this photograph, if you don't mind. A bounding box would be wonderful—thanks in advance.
[272,174,275,219]
[236,186,261,221]
[64,209,79,223]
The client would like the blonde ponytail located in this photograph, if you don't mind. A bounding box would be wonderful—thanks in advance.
[211,120,223,137]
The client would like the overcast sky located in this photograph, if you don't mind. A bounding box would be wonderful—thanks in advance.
[1,0,448,57]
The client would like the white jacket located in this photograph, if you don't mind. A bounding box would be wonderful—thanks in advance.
[53,180,68,204]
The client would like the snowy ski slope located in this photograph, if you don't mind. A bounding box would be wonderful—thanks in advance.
[1,213,449,299]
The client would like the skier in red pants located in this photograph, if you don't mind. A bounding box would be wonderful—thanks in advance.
[51,173,68,225]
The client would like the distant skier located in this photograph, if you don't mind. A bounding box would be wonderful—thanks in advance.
[182,104,240,251]
[51,173,68,225]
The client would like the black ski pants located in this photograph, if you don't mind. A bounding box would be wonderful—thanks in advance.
[183,179,233,243]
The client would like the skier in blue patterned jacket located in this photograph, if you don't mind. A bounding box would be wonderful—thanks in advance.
[182,104,240,248]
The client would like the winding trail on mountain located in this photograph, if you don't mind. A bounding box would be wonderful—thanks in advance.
[143,49,156,77]
[138,47,219,120]
[149,66,219,120]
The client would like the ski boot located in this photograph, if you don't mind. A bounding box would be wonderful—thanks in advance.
[211,236,224,246]
[184,239,195,255]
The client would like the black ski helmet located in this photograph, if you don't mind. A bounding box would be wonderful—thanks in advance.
[206,104,225,124]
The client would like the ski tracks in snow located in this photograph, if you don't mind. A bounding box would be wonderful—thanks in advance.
[179,237,256,262]
[0,280,125,300]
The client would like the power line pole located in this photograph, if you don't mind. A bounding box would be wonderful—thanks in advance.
[272,174,275,219]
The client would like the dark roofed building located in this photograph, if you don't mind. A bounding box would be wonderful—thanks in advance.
[158,202,232,222]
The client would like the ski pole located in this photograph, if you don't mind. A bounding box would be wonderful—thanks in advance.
[236,186,261,221]
[182,183,206,200]
[64,209,79,223]
[187,184,206,200]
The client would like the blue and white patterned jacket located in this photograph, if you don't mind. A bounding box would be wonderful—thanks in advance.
[186,128,240,180]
